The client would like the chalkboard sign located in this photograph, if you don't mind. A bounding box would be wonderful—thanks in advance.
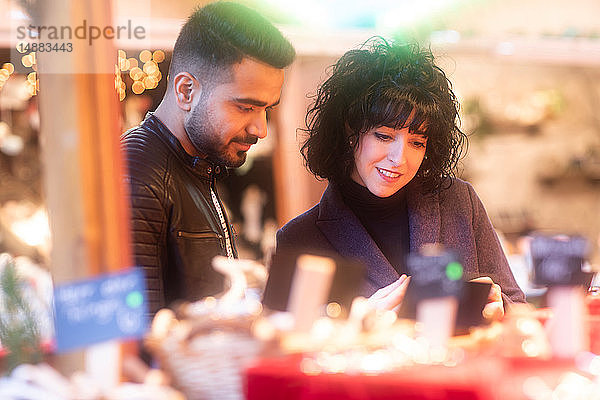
[53,268,148,352]
[405,250,464,301]
[398,280,491,335]
[262,250,365,318]
[531,235,589,286]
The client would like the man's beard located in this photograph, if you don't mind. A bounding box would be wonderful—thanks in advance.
[184,105,255,168]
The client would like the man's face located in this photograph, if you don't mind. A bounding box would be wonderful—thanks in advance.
[184,57,285,167]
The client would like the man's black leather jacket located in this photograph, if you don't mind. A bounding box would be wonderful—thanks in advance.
[121,114,237,315]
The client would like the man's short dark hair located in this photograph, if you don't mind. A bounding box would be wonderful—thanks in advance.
[301,37,467,195]
[169,1,295,86]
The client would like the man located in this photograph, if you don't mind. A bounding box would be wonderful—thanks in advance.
[121,1,295,315]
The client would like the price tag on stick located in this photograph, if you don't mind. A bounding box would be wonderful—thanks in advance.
[406,247,464,347]
[53,268,148,353]
[406,249,464,302]
[531,235,589,286]
[530,235,590,357]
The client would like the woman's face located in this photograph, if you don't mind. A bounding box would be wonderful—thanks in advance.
[350,124,427,197]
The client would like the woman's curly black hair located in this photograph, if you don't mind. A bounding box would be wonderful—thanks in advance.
[300,37,467,195]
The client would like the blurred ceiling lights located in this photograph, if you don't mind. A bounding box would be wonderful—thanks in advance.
[115,49,165,101]
[258,0,461,32]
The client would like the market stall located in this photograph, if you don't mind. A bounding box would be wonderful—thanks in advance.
[0,0,599,399]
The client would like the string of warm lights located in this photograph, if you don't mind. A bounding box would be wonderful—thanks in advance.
[15,44,39,96]
[3,46,166,100]
[115,49,165,101]
[0,59,37,98]
[0,63,16,92]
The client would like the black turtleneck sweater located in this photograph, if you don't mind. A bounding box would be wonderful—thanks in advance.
[339,179,410,276]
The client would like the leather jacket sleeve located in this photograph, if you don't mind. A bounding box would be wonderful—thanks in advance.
[121,116,231,316]
[121,121,175,315]
[126,173,168,315]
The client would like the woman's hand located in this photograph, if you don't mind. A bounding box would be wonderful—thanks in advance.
[470,276,504,321]
[368,274,411,311]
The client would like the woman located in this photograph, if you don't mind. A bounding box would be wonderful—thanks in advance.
[276,38,525,319]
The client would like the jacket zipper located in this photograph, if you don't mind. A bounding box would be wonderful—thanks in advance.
[177,231,222,239]
[210,185,236,259]
[177,231,225,248]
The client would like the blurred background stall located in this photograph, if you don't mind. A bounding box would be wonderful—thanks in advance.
[0,0,598,303]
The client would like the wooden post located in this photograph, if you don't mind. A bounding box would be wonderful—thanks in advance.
[35,0,132,382]
[272,57,329,227]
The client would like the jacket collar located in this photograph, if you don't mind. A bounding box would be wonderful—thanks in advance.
[315,180,440,291]
[142,112,228,180]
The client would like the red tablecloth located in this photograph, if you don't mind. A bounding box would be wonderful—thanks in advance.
[587,295,600,354]
[245,297,600,400]
[244,354,500,400]
[244,354,583,400]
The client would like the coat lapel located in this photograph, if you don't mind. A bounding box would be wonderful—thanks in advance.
[315,184,400,292]
[406,181,441,252]
[314,182,442,293]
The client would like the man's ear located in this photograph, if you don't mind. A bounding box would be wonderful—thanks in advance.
[172,72,201,112]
